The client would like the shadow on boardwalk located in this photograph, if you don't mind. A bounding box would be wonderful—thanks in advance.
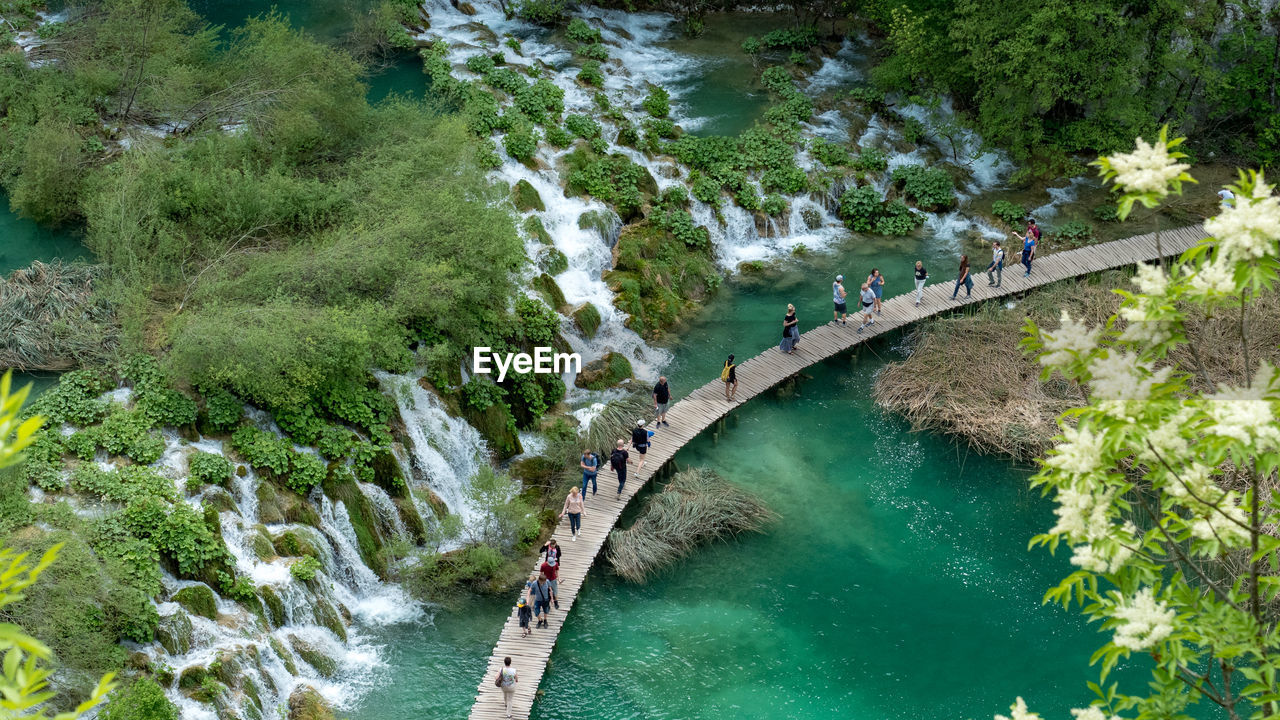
[468,224,1209,720]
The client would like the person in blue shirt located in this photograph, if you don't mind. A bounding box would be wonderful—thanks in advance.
[1011,229,1036,276]
[579,449,598,497]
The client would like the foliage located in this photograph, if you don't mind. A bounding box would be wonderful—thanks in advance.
[202,389,242,432]
[809,138,850,167]
[515,0,566,25]
[761,26,819,51]
[465,54,495,76]
[286,452,326,494]
[231,427,291,477]
[98,678,178,720]
[463,466,535,548]
[1006,139,1280,720]
[0,540,115,718]
[874,199,925,236]
[1051,219,1095,246]
[24,369,108,427]
[290,555,322,582]
[606,219,720,336]
[890,164,956,210]
[71,464,176,504]
[463,377,506,411]
[761,194,788,217]
[544,124,572,148]
[136,388,197,429]
[991,200,1028,226]
[838,185,882,232]
[642,86,671,119]
[514,78,564,125]
[741,36,761,56]
[98,408,166,464]
[564,114,600,140]
[576,61,604,87]
[565,149,653,220]
[122,496,228,577]
[565,18,601,44]
[1093,204,1121,222]
[503,123,539,162]
[187,452,232,488]
[0,370,43,470]
[853,147,888,173]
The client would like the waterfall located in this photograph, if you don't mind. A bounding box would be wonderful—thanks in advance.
[358,482,409,542]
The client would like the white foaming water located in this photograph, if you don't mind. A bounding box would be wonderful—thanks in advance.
[374,370,489,529]
[317,494,422,625]
[806,37,863,94]
[1031,177,1095,223]
[359,482,409,542]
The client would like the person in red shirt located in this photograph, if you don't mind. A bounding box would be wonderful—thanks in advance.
[1026,218,1041,242]
[539,556,560,610]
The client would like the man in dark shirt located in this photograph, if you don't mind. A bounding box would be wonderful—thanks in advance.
[631,420,650,470]
[652,376,670,427]
[610,439,630,497]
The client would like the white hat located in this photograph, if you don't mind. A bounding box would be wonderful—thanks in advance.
[637,419,646,427]
[1218,189,1234,199]
[836,274,843,281]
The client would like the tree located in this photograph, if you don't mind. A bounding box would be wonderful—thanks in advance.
[0,369,115,719]
[1006,131,1280,718]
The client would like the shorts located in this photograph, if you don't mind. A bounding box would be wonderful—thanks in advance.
[534,599,550,615]
[861,302,873,314]
[834,301,847,313]
[655,401,668,414]
[633,443,648,454]
[547,578,558,595]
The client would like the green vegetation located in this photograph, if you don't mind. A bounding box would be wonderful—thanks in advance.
[98,677,179,720]
[890,165,956,211]
[290,556,322,582]
[991,200,1027,226]
[838,185,924,236]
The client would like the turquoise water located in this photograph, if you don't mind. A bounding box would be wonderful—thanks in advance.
[0,191,89,276]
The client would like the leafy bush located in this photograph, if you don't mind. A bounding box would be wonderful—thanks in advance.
[1053,219,1095,246]
[202,388,243,431]
[99,408,166,464]
[504,124,539,161]
[810,138,851,167]
[230,427,291,476]
[890,164,956,210]
[789,51,806,65]
[643,117,677,139]
[1092,204,1120,222]
[565,151,652,220]
[290,555,322,581]
[741,37,761,55]
[320,383,391,432]
[316,425,355,460]
[564,114,600,139]
[760,66,794,94]
[137,388,198,428]
[566,18,602,44]
[484,66,527,95]
[465,54,495,75]
[99,677,178,720]
[188,452,232,488]
[853,147,888,173]
[285,452,326,494]
[26,369,110,426]
[838,185,882,231]
[762,194,788,217]
[577,61,604,87]
[72,464,177,504]
[463,377,506,411]
[217,571,256,602]
[642,86,670,118]
[654,208,709,249]
[544,124,572,148]
[576,42,609,61]
[991,199,1028,226]
[762,26,819,50]
[691,172,721,206]
[761,165,808,194]
[875,200,925,235]
[514,78,564,124]
[848,85,885,107]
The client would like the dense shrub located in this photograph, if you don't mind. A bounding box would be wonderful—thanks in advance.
[838,185,883,231]
[762,194,788,217]
[891,165,956,210]
[291,555,322,581]
[762,26,819,50]
[25,368,109,426]
[99,678,180,720]
[810,138,851,167]
[577,60,604,87]
[544,125,572,148]
[137,387,198,428]
[515,0,565,24]
[576,42,609,61]
[286,452,326,494]
[231,426,291,476]
[504,124,539,161]
[514,78,564,124]
[1092,204,1120,222]
[566,18,602,44]
[853,147,888,173]
[642,86,670,118]
[202,388,243,431]
[875,200,925,235]
[1053,219,1095,246]
[122,497,229,577]
[991,199,1028,226]
[99,408,166,464]
[188,452,233,488]
[565,114,600,139]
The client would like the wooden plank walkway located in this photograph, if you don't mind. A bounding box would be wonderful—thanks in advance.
[469,224,1209,720]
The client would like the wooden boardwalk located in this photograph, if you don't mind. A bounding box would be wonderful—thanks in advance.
[469,224,1209,719]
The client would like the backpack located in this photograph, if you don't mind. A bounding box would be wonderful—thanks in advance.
[720,362,733,381]
[610,449,626,471]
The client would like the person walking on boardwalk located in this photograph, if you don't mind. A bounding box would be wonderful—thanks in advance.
[496,657,518,718]
[652,376,670,427]
[631,420,650,470]
[866,268,885,315]
[779,304,799,354]
[913,261,928,306]
[832,274,848,325]
[579,449,598,497]
[540,554,560,609]
[1013,227,1036,276]
[561,485,585,541]
[986,241,1004,287]
[517,594,532,638]
[610,439,630,497]
[540,538,562,565]
[721,354,738,400]
[528,571,553,628]
[1026,218,1041,244]
[857,282,876,332]
[952,254,973,299]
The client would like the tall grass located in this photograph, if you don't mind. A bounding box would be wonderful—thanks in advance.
[0,261,116,371]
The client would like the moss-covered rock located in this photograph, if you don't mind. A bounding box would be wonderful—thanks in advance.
[574,352,633,390]
[605,218,719,337]
[178,665,208,690]
[320,468,388,579]
[288,636,338,678]
[533,273,567,310]
[172,585,217,620]
[458,1,477,15]
[578,209,618,243]
[523,215,552,245]
[156,610,194,655]
[572,302,601,338]
[203,486,238,513]
[269,636,298,676]
[512,179,545,212]
[460,402,522,460]
[250,525,276,561]
[259,585,286,628]
[275,482,321,528]
[395,495,427,541]
[255,480,284,524]
[288,685,337,720]
[371,450,407,498]
[312,599,347,642]
[537,246,568,275]
[272,529,319,559]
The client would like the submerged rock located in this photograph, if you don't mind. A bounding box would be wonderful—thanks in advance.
[156,610,194,655]
[288,635,338,678]
[533,273,567,310]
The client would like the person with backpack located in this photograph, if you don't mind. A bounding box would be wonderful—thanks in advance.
[652,376,670,427]
[579,449,598,497]
[495,657,518,718]
[527,572,553,628]
[517,593,532,638]
[539,555,560,610]
[721,354,737,401]
[610,439,630,497]
[986,241,1004,287]
[832,275,848,325]
[631,420,650,470]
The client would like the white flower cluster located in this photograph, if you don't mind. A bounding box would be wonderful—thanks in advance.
[995,697,1042,720]
[1106,137,1190,196]
[1206,368,1280,451]
[1112,588,1176,651]
[1045,426,1107,476]
[1189,500,1249,547]
[1039,311,1100,370]
[1071,707,1121,720]
[1087,352,1173,420]
[1119,265,1176,346]
[1051,485,1116,539]
[1187,257,1237,297]
[1203,177,1280,264]
[1136,405,1194,465]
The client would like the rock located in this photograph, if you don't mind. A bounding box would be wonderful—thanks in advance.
[537,246,568,275]
[533,273,567,310]
[204,486,238,513]
[523,216,552,245]
[800,206,822,230]
[578,209,618,245]
[127,651,150,671]
[214,649,244,687]
[312,599,347,642]
[178,665,208,690]
[423,489,449,520]
[394,495,427,542]
[251,525,275,561]
[156,610,195,655]
[236,464,248,478]
[574,352,633,390]
[321,468,389,578]
[278,486,321,528]
[371,450,407,498]
[272,530,318,559]
[457,2,477,16]
[461,402,522,460]
[288,685,337,720]
[259,585,286,628]
[512,179,545,212]
[288,636,338,678]
[173,584,218,620]
[269,636,298,676]
[256,481,284,524]
[572,302,601,338]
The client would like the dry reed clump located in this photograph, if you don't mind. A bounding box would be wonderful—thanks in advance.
[582,391,652,454]
[873,269,1280,459]
[0,261,117,371]
[605,467,778,583]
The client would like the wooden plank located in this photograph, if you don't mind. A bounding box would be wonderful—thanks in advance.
[469,224,1209,720]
